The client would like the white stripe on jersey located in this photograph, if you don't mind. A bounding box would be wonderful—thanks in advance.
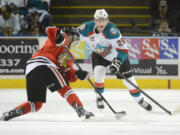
[28,101,36,112]
[25,56,57,76]
[64,90,75,100]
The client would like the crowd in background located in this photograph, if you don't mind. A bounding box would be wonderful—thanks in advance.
[0,0,52,36]
[0,0,180,36]
[149,0,180,36]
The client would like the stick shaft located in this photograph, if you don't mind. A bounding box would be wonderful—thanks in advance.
[87,78,116,113]
[117,72,172,115]
[64,47,118,114]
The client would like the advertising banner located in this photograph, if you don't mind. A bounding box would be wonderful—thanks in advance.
[72,37,179,78]
[124,37,179,76]
[0,37,179,78]
[0,38,39,75]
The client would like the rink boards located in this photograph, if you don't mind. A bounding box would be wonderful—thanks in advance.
[0,78,180,89]
[0,36,179,89]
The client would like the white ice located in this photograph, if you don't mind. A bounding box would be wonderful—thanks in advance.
[0,89,180,135]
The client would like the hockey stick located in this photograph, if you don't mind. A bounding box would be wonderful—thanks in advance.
[127,18,180,115]
[116,71,180,116]
[64,47,126,119]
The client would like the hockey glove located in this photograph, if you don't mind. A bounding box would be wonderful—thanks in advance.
[109,58,121,73]
[62,27,80,40]
[76,69,89,81]
[55,28,66,47]
[62,27,80,48]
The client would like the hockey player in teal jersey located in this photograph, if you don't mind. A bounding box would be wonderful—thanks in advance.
[78,9,152,111]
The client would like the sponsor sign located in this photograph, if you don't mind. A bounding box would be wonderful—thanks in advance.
[0,38,39,75]
[131,60,178,76]
[160,38,178,59]
[125,38,141,59]
[124,37,179,76]
[70,41,86,59]
[141,38,160,59]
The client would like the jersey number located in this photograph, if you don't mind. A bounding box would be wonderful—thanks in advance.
[117,39,125,46]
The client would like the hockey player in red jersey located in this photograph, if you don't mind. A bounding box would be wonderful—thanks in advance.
[0,26,94,121]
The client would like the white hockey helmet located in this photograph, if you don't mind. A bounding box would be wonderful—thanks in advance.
[94,9,108,20]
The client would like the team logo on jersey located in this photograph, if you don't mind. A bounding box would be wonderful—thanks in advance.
[90,36,95,41]
[79,24,86,31]
[58,52,70,68]
[110,27,118,35]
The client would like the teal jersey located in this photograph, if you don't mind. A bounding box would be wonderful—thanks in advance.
[78,20,128,61]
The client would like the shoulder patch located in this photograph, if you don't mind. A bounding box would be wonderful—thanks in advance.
[79,24,86,31]
[110,27,118,35]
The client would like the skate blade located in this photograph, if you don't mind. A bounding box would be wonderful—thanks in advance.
[0,116,5,121]
[0,118,4,121]
[97,108,104,113]
[80,115,95,121]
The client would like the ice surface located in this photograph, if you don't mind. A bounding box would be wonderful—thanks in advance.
[0,89,180,135]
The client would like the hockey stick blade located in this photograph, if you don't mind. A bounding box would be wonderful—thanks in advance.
[115,111,126,120]
[116,72,172,115]
[171,106,180,115]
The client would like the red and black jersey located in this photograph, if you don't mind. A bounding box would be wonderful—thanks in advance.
[26,26,77,82]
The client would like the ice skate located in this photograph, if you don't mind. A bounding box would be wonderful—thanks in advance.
[138,98,152,111]
[96,97,104,109]
[0,108,24,121]
[72,103,94,119]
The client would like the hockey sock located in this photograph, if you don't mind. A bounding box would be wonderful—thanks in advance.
[122,77,143,102]
[94,82,104,93]
[129,89,143,102]
[15,101,43,114]
[94,82,104,99]
[94,65,106,95]
[58,86,83,107]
